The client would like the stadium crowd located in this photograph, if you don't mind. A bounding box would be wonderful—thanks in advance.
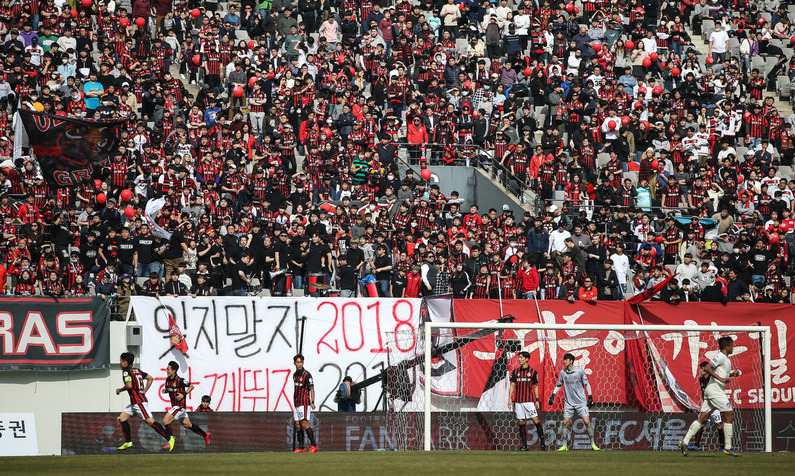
[1,0,795,306]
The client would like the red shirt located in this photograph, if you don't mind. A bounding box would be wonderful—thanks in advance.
[293,369,314,407]
[123,368,149,404]
[510,366,539,403]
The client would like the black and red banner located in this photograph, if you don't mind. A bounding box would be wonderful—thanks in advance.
[0,297,111,371]
[18,110,129,187]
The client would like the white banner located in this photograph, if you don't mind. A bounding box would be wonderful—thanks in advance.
[0,413,38,456]
[131,297,421,412]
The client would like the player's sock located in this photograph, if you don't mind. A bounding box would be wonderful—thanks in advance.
[190,425,207,438]
[560,426,570,447]
[120,420,131,442]
[306,427,317,447]
[718,428,725,448]
[586,422,595,443]
[682,420,702,445]
[517,425,527,448]
[534,422,545,447]
[297,428,305,448]
[151,422,172,440]
[723,423,733,450]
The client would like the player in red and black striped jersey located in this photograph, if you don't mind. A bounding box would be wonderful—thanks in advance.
[115,352,175,452]
[509,351,546,451]
[292,354,318,453]
[161,361,212,448]
[691,361,725,451]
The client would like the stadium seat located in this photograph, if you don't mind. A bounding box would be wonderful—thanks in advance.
[622,171,638,185]
[778,166,793,178]
[777,76,791,99]
[235,30,250,41]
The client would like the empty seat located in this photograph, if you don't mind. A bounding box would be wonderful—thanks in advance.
[701,20,715,42]
[777,76,791,99]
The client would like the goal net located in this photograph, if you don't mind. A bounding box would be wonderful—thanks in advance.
[385,323,772,452]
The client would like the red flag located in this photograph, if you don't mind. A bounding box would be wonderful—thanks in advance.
[168,313,189,355]
[627,270,673,304]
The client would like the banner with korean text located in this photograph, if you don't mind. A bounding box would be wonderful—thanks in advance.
[440,300,795,410]
[131,297,420,412]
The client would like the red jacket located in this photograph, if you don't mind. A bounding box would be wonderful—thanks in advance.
[516,266,539,292]
[407,123,428,145]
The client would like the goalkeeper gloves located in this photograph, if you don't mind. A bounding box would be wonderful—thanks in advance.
[547,395,555,406]
[587,396,594,408]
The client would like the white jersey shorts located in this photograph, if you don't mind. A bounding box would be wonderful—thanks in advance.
[514,402,539,420]
[168,406,188,420]
[700,389,732,414]
[563,403,589,419]
[122,402,153,420]
[293,404,313,422]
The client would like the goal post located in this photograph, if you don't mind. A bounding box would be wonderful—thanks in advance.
[407,322,774,453]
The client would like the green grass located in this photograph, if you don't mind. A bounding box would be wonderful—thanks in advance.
[2,451,793,476]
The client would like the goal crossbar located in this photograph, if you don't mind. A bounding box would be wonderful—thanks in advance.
[422,321,773,452]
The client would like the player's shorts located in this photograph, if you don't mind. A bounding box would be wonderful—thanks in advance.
[293,404,312,422]
[709,409,722,425]
[563,403,589,419]
[700,390,732,414]
[514,402,539,420]
[168,406,188,420]
[122,402,153,420]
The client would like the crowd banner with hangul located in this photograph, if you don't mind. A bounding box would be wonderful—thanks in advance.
[0,297,111,371]
[0,413,38,456]
[131,297,421,412]
[429,300,795,411]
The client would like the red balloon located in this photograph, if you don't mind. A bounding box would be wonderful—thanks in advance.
[247,40,256,49]
[17,204,28,217]
[565,3,575,13]
[642,57,652,68]
[124,206,136,219]
[71,8,78,17]
[633,101,643,111]
[96,193,107,205]
[81,0,92,7]
[420,168,432,181]
[190,8,201,18]
[592,42,602,52]
[658,61,667,71]
[120,189,133,201]
[705,55,714,65]
[670,67,681,77]
[652,85,664,95]
[738,175,744,184]
[638,86,647,95]
[790,36,795,45]
[192,54,201,65]
[94,178,103,189]
[232,85,244,97]
[523,66,532,76]
[135,17,145,27]
[649,52,658,62]
[625,40,635,50]
[607,120,617,130]
[651,159,659,169]
[621,115,631,126]
[655,236,665,244]
[758,18,766,26]
[119,17,130,27]
[248,76,258,87]
[769,234,780,245]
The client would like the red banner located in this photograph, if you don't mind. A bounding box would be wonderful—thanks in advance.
[446,300,795,410]
[632,302,795,409]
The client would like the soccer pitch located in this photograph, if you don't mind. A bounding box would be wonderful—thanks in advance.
[2,451,794,476]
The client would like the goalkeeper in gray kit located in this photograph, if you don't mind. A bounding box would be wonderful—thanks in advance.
[547,352,600,451]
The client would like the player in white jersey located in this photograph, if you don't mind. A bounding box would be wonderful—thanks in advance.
[679,336,741,457]
[547,353,599,452]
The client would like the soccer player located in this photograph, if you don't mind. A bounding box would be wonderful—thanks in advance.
[196,395,214,412]
[547,352,599,451]
[679,336,741,457]
[161,361,212,448]
[292,354,318,453]
[510,351,546,451]
[689,360,725,451]
[115,352,175,452]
